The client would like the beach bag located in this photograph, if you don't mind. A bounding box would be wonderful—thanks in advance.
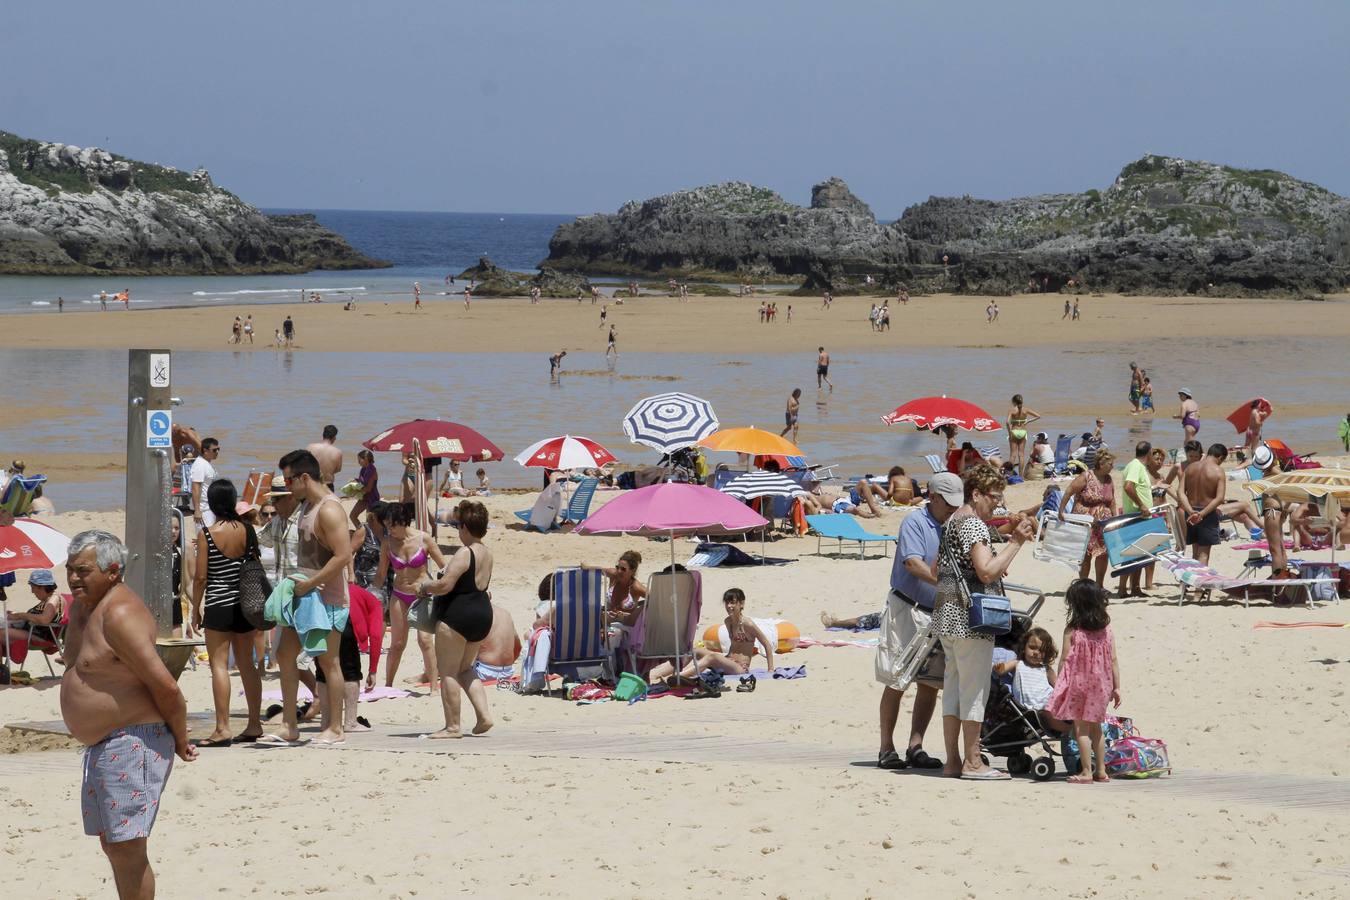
[238,524,275,630]
[407,597,437,634]
[1103,715,1138,746]
[1104,736,1171,778]
[939,517,1012,636]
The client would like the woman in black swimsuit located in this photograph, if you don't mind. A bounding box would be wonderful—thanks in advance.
[415,499,494,739]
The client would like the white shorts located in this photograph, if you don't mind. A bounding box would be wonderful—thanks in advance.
[874,589,944,691]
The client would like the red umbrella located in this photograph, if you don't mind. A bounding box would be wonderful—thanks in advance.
[1226,398,1272,434]
[0,517,71,574]
[880,395,1001,432]
[364,419,503,462]
[514,435,616,470]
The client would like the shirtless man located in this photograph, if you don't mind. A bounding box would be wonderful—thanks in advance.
[780,388,802,442]
[473,603,522,681]
[1242,400,1268,458]
[270,449,353,746]
[307,425,343,491]
[1174,389,1200,443]
[59,530,195,899]
[1179,443,1227,565]
[549,349,566,379]
[816,346,832,391]
[171,424,201,464]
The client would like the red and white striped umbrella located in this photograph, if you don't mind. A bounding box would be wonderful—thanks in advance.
[0,517,71,574]
[514,435,617,470]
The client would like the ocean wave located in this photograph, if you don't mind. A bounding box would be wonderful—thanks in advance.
[29,300,51,306]
[189,286,368,297]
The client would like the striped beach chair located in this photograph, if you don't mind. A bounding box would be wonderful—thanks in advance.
[547,566,607,693]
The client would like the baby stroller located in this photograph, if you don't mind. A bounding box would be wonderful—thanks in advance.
[981,676,1063,781]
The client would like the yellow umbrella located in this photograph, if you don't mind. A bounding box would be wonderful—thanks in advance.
[697,427,803,457]
[1244,467,1350,503]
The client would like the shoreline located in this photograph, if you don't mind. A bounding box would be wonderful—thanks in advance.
[4,291,1349,354]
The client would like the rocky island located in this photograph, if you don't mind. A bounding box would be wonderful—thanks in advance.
[0,129,386,275]
[544,157,1350,296]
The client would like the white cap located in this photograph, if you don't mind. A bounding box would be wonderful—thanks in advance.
[928,473,965,506]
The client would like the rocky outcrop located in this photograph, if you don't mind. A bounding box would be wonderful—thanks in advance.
[543,179,902,288]
[0,129,387,275]
[543,158,1350,296]
[455,256,591,297]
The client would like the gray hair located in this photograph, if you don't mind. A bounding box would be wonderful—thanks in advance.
[67,530,129,573]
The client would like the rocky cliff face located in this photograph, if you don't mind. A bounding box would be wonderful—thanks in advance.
[543,178,902,286]
[0,130,386,275]
[543,158,1350,296]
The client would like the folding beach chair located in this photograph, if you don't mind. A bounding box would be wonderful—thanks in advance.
[632,570,702,677]
[805,514,897,559]
[924,454,947,474]
[1153,549,1335,608]
[546,567,607,693]
[559,477,600,525]
[0,474,46,516]
[1047,435,1074,478]
[1102,511,1175,579]
[21,594,69,677]
[1033,511,1093,572]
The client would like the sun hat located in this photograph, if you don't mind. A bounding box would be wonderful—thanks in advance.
[928,472,965,506]
[1177,387,1193,398]
[235,500,258,517]
[267,474,290,496]
[27,569,56,587]
[1252,444,1274,470]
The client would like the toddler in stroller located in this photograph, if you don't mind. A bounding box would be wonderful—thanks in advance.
[983,628,1068,780]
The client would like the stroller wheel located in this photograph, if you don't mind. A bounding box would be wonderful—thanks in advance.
[1031,757,1056,781]
[1008,751,1033,776]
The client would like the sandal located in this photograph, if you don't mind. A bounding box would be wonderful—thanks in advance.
[736,676,756,693]
[1067,774,1094,784]
[193,737,233,748]
[1093,773,1111,783]
[905,747,944,769]
[877,749,908,770]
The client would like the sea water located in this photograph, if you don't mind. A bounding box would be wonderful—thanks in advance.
[2,337,1346,512]
[0,210,574,314]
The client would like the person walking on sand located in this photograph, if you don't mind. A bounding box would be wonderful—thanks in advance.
[1174,388,1200,443]
[781,388,802,442]
[243,314,254,343]
[414,500,495,739]
[57,296,64,313]
[606,325,618,361]
[1046,579,1121,784]
[1063,298,1071,320]
[463,286,472,309]
[986,301,995,324]
[230,316,242,344]
[266,449,353,747]
[786,304,792,324]
[599,304,607,328]
[1072,298,1080,320]
[816,346,832,391]
[413,282,422,309]
[60,529,196,899]
[282,315,295,348]
[100,289,108,311]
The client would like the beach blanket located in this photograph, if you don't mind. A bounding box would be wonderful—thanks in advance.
[687,542,793,567]
[1253,621,1349,629]
[1232,539,1331,551]
[796,636,878,649]
[827,624,880,633]
[736,665,809,680]
[253,685,412,702]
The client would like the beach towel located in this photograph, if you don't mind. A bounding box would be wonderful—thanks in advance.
[732,664,809,680]
[687,542,792,567]
[520,625,552,692]
[263,577,338,657]
[1253,621,1349,629]
[796,636,878,649]
[528,481,564,530]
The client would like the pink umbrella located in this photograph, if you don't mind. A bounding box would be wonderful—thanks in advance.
[575,483,766,675]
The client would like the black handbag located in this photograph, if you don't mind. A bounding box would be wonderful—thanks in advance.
[238,523,275,630]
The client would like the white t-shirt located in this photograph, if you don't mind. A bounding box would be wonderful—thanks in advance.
[190,457,218,526]
[1012,663,1054,710]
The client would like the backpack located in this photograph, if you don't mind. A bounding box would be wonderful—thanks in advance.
[1104,736,1171,778]
[238,524,276,631]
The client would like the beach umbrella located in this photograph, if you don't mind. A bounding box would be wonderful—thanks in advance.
[1226,398,1272,434]
[365,419,503,462]
[575,483,767,673]
[514,435,616,470]
[0,517,71,575]
[1244,467,1350,503]
[0,517,70,674]
[622,392,719,453]
[719,470,809,501]
[412,439,431,533]
[698,426,802,457]
[880,395,1000,432]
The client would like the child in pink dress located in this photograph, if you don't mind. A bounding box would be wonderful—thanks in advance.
[1046,579,1121,783]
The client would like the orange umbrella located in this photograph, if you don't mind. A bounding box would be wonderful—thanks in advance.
[698,427,802,457]
[1226,398,1272,434]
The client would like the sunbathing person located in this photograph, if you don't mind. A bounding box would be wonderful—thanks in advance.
[579,550,647,656]
[823,478,886,517]
[819,610,880,630]
[886,466,924,505]
[473,603,522,682]
[648,588,774,682]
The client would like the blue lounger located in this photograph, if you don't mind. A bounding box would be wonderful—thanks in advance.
[805,513,897,559]
[514,477,600,531]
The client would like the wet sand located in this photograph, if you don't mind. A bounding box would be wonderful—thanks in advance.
[6,290,1350,353]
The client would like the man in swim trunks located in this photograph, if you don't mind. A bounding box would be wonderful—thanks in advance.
[1175,388,1200,442]
[282,315,295,347]
[307,424,343,492]
[780,388,802,442]
[549,349,566,379]
[60,530,195,899]
[1179,443,1227,565]
[1127,362,1142,414]
[473,603,522,681]
[816,346,832,391]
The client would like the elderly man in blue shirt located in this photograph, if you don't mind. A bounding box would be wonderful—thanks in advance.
[874,473,963,769]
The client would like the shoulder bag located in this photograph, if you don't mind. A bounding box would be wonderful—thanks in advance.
[238,523,276,631]
[939,516,1012,636]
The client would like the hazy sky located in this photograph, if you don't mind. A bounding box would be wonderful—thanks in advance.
[4,1,1347,218]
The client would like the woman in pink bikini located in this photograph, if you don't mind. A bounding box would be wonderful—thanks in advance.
[376,502,446,687]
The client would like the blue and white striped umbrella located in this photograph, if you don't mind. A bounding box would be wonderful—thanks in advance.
[720,470,809,501]
[622,392,720,454]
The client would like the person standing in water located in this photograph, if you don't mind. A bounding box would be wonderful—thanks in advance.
[781,388,802,443]
[1174,388,1200,443]
[816,346,832,391]
[606,325,617,361]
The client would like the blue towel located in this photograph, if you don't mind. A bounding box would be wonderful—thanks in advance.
[264,576,348,657]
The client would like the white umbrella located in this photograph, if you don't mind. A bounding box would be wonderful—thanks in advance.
[514,435,617,471]
[719,471,808,563]
[622,392,719,454]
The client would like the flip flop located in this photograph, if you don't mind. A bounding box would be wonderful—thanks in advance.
[1067,774,1094,784]
[311,738,346,747]
[877,749,908,770]
[905,747,944,769]
[192,737,233,748]
[255,734,306,748]
[263,704,283,722]
[960,769,1011,781]
[356,716,371,729]
[231,733,262,745]
[1093,774,1112,783]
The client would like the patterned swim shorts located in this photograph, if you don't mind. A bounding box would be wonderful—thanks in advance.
[81,723,175,843]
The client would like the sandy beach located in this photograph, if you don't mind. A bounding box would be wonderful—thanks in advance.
[6,290,1350,354]
[4,469,1350,896]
